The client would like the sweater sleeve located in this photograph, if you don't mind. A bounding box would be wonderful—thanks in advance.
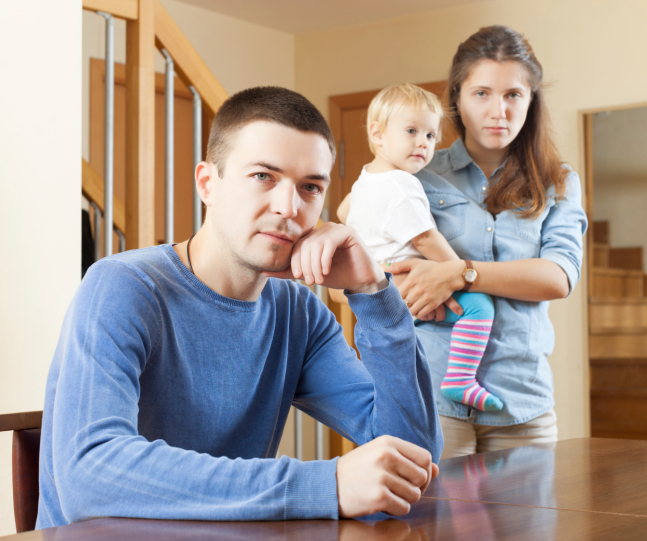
[43,261,339,526]
[293,276,443,462]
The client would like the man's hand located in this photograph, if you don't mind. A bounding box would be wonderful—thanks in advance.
[336,435,439,518]
[262,222,388,295]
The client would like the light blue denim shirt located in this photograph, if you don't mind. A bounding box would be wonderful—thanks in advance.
[414,138,588,426]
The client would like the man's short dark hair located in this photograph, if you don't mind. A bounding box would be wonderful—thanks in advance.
[206,86,336,177]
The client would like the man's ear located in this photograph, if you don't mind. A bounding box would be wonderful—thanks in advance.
[368,121,384,149]
[195,161,216,206]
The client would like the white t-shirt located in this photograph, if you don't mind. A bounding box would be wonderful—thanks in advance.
[346,167,436,265]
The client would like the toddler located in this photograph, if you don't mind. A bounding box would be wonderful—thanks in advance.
[337,83,502,412]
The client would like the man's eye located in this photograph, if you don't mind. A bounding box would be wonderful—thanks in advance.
[254,173,271,181]
[303,184,321,193]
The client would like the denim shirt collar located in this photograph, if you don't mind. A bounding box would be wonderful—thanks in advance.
[449,138,507,180]
[449,138,473,171]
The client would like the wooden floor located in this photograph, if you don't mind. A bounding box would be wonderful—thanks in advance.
[9,438,647,540]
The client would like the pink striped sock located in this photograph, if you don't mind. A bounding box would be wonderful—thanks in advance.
[440,319,503,412]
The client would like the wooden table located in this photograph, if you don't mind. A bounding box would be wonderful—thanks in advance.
[7,438,647,540]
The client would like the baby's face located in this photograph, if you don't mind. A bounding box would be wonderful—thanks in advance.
[375,107,440,174]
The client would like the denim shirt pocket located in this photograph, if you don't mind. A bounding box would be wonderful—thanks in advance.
[514,197,555,247]
[426,192,469,241]
[515,215,543,246]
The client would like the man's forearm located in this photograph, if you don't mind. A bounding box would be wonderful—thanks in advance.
[346,279,444,461]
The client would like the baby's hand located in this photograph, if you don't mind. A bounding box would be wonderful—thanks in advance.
[382,263,408,290]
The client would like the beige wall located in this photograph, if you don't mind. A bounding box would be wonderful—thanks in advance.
[593,107,647,270]
[296,0,647,441]
[0,0,82,535]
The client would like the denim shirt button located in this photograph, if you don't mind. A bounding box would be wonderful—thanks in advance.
[487,226,493,232]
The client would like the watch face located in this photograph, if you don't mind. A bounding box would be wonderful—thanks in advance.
[465,269,477,283]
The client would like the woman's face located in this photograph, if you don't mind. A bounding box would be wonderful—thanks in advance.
[456,59,533,155]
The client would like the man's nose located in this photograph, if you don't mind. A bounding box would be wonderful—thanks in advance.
[271,182,298,218]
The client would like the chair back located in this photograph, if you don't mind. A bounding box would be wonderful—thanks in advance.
[0,411,43,533]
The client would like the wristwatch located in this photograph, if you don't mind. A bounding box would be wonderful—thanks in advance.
[462,260,477,291]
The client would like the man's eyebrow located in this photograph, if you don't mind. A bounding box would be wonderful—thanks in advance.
[250,162,330,183]
[251,161,283,173]
[306,174,331,183]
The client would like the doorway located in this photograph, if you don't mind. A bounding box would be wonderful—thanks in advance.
[583,103,647,440]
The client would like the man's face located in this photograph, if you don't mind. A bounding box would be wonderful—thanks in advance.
[209,121,332,273]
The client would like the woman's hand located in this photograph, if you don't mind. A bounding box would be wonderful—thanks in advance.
[388,259,466,320]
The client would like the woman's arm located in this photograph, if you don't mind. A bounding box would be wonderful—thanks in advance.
[391,170,587,319]
[389,258,569,319]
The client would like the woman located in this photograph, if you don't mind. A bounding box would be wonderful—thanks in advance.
[386,25,588,457]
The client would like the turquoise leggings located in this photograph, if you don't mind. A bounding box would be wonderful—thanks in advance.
[441,291,494,324]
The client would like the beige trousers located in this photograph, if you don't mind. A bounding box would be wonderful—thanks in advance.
[439,410,558,459]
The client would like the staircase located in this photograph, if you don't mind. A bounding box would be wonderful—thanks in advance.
[590,221,647,440]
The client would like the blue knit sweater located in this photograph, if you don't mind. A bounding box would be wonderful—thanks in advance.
[36,245,442,528]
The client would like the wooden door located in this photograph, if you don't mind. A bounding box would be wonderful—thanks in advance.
[327,81,459,457]
[90,58,212,252]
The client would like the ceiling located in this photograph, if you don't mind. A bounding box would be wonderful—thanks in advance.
[174,0,493,34]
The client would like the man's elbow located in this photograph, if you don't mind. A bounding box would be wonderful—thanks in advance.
[58,470,100,524]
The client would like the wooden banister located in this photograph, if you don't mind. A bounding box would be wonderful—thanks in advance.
[154,0,228,117]
[82,0,138,20]
[82,159,127,234]
[81,0,229,248]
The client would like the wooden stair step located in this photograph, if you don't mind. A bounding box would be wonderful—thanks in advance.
[591,327,647,335]
[590,297,647,305]
[590,333,647,359]
[592,389,647,399]
[591,267,644,298]
[609,247,644,271]
[590,397,647,427]
[591,358,647,389]
[592,267,644,278]
[589,299,647,330]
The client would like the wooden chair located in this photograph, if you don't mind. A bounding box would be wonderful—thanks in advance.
[0,411,43,533]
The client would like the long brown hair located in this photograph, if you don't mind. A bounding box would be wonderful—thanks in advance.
[447,25,567,219]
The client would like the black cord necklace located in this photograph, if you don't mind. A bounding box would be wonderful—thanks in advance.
[186,234,196,275]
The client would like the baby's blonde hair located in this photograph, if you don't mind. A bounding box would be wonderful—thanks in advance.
[367,83,444,154]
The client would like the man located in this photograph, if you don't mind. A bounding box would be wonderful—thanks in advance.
[37,87,443,528]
